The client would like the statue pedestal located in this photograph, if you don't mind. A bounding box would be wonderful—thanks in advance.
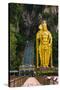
[35,67,58,76]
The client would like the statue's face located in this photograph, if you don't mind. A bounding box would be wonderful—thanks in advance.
[39,24,42,30]
[42,21,47,31]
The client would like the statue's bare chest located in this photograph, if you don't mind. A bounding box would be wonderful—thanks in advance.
[40,31,49,44]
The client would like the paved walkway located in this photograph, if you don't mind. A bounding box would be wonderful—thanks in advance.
[22,77,41,87]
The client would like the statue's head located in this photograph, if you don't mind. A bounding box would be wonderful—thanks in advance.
[42,20,48,31]
[39,24,43,31]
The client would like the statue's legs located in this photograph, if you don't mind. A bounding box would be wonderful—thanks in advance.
[39,45,51,67]
[40,48,43,66]
[39,46,45,67]
[44,48,51,67]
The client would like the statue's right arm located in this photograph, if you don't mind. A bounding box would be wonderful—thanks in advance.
[49,32,52,47]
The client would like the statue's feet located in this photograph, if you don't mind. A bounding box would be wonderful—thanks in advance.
[39,66,48,70]
[46,66,49,68]
[42,66,49,70]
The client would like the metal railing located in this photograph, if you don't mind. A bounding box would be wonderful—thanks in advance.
[9,76,28,87]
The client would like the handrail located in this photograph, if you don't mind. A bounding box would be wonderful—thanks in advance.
[9,76,28,87]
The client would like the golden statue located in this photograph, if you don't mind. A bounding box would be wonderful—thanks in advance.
[36,20,53,68]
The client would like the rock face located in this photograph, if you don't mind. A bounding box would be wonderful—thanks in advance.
[22,77,41,87]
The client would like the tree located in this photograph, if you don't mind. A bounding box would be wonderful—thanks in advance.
[10,24,17,70]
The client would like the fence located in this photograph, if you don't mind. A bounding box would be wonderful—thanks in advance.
[9,76,28,87]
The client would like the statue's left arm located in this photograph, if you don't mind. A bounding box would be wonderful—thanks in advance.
[49,32,53,67]
[49,32,52,46]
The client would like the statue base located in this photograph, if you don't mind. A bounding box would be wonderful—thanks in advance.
[35,67,58,76]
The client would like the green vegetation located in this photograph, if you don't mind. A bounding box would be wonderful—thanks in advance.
[10,24,17,70]
[35,67,58,76]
